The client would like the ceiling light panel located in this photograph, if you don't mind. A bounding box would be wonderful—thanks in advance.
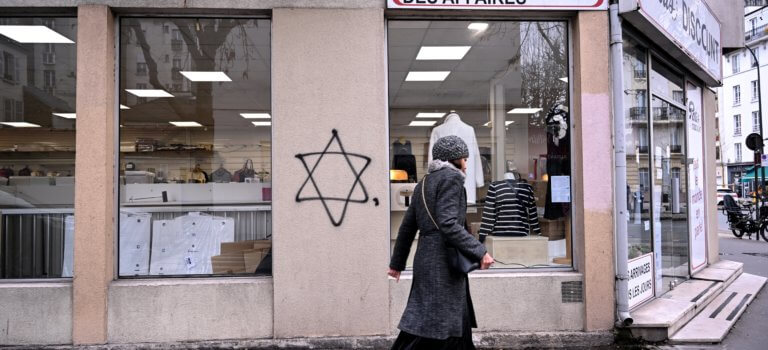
[0,122,41,128]
[507,108,542,114]
[252,121,272,126]
[416,46,471,60]
[0,25,74,43]
[125,89,174,98]
[409,121,437,127]
[415,112,445,118]
[240,113,272,119]
[53,113,76,119]
[405,71,451,82]
[169,121,203,127]
[120,105,131,110]
[468,23,489,31]
[180,71,232,82]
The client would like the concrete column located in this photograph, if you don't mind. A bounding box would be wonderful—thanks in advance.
[571,11,616,331]
[272,8,390,337]
[703,88,719,263]
[73,4,115,345]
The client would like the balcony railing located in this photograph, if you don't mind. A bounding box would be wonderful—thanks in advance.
[629,107,647,121]
[670,145,682,154]
[746,24,768,43]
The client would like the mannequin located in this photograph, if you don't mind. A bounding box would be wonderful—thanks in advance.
[428,111,484,203]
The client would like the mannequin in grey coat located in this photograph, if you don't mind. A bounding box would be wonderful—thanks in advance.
[389,156,493,341]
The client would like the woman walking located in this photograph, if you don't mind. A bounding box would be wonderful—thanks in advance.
[388,135,494,350]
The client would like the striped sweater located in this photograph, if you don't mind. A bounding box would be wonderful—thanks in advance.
[479,180,541,238]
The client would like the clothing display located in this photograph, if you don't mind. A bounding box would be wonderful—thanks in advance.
[428,113,484,204]
[393,154,417,182]
[544,104,571,220]
[478,179,541,241]
[392,139,413,155]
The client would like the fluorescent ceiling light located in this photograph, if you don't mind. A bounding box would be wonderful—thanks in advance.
[125,89,174,98]
[468,23,489,31]
[416,46,471,60]
[53,113,76,119]
[0,122,41,128]
[409,121,437,127]
[240,113,271,119]
[252,121,272,127]
[415,112,445,118]
[507,108,542,114]
[406,71,450,82]
[120,105,131,110]
[559,77,568,83]
[484,121,515,127]
[180,71,232,82]
[0,25,74,43]
[169,121,202,127]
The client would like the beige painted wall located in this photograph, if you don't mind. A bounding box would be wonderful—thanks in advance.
[703,88,719,264]
[572,11,616,331]
[107,279,273,343]
[390,273,584,334]
[73,4,115,345]
[0,283,72,345]
[271,8,391,338]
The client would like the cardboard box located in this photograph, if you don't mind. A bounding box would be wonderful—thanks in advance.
[220,240,271,253]
[212,249,268,274]
[539,218,565,240]
[531,180,547,207]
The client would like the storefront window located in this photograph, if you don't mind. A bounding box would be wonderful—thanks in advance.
[0,17,77,279]
[118,18,271,277]
[623,36,652,259]
[388,20,571,269]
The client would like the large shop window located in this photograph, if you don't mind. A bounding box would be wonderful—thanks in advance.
[388,20,572,269]
[0,17,76,279]
[118,18,271,277]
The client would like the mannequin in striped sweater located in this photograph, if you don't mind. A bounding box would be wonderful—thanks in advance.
[478,179,541,242]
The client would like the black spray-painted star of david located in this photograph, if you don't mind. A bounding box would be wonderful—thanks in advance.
[295,129,371,227]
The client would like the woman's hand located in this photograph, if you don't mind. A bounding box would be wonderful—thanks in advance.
[388,268,401,282]
[480,253,494,270]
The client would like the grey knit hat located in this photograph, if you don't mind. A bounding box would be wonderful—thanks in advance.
[432,135,469,161]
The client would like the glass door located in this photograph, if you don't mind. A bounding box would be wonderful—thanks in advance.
[650,58,690,294]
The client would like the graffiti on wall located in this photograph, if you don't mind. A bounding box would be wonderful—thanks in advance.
[296,129,376,226]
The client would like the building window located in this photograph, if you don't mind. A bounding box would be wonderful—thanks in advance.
[118,17,272,278]
[136,62,147,76]
[732,54,740,73]
[734,85,741,105]
[752,80,759,101]
[43,70,56,94]
[753,111,761,132]
[735,143,743,162]
[734,114,742,136]
[716,146,721,160]
[0,17,77,279]
[388,20,572,269]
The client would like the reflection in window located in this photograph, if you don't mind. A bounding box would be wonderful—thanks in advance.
[388,21,571,269]
[0,17,77,279]
[118,18,272,277]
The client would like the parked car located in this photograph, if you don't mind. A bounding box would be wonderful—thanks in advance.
[717,188,739,206]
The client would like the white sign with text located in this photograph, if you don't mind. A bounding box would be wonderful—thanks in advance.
[686,82,707,273]
[628,253,654,309]
[637,0,722,81]
[387,0,608,10]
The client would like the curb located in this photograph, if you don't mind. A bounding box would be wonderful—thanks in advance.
[0,331,614,349]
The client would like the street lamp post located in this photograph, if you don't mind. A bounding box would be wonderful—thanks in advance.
[747,45,765,209]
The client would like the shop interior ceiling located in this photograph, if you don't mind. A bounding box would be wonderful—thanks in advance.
[119,18,271,130]
[388,20,556,130]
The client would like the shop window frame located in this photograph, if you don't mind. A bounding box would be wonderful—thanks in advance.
[384,13,577,273]
[114,14,274,280]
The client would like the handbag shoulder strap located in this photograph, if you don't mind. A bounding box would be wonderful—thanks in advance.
[421,175,440,230]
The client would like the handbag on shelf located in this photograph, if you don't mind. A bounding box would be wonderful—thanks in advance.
[421,175,480,275]
[233,159,255,183]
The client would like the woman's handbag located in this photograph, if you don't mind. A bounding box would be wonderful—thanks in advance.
[233,159,255,182]
[421,175,480,274]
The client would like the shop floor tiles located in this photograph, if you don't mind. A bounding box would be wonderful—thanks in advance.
[669,273,766,344]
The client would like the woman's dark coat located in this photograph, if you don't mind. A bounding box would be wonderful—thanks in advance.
[389,161,488,339]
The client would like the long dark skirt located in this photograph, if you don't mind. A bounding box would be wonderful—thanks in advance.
[391,279,476,350]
